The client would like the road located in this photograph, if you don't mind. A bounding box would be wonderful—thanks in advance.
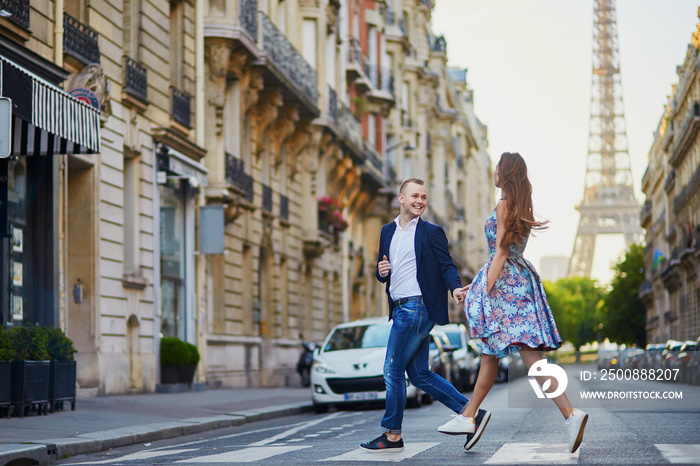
[56,368,700,465]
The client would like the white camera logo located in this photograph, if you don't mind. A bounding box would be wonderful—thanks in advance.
[528,359,568,399]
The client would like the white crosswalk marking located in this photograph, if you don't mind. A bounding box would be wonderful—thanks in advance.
[321,442,439,462]
[655,444,700,464]
[484,443,579,464]
[65,449,199,464]
[174,445,311,463]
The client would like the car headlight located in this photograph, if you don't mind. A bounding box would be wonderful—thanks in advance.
[312,361,336,374]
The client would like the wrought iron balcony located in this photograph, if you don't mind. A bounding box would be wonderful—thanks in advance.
[262,184,273,213]
[385,8,396,25]
[225,153,254,203]
[363,141,383,174]
[640,200,652,226]
[1,0,29,28]
[280,194,289,221]
[638,280,653,298]
[123,56,148,103]
[366,65,394,94]
[398,17,407,37]
[327,85,338,122]
[664,169,675,192]
[348,38,363,66]
[171,87,192,128]
[338,102,363,152]
[258,12,318,104]
[673,163,700,214]
[669,101,700,167]
[64,13,100,65]
[240,0,258,40]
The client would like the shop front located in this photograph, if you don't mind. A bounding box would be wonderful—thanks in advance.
[0,45,100,328]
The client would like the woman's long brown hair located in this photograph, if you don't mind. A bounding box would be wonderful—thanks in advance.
[496,152,548,249]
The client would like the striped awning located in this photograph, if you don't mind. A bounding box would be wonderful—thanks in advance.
[1,56,100,156]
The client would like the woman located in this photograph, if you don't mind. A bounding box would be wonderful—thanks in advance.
[437,152,588,453]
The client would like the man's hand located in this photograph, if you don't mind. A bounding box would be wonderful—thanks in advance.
[378,255,391,277]
[452,287,465,305]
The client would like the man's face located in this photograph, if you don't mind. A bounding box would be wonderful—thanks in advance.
[398,182,427,218]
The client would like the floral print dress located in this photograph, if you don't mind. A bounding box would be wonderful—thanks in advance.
[465,204,562,358]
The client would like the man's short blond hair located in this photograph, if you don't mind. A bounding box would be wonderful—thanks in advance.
[399,178,425,195]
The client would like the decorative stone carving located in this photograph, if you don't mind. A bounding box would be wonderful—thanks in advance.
[269,105,300,166]
[66,64,112,125]
[205,41,233,134]
[252,89,283,159]
[243,68,264,115]
[286,120,314,178]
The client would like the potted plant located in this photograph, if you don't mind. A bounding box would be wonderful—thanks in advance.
[44,327,77,412]
[179,341,200,384]
[160,337,188,384]
[8,324,51,417]
[0,329,12,416]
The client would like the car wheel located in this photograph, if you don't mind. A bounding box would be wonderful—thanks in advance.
[313,402,330,414]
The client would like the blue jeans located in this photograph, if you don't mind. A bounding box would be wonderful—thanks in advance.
[380,299,469,434]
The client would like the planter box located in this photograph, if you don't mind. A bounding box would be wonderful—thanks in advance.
[161,366,179,384]
[11,360,51,417]
[49,360,76,412]
[178,365,196,384]
[0,361,11,417]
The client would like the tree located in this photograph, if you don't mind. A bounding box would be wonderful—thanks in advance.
[543,277,605,350]
[600,243,646,347]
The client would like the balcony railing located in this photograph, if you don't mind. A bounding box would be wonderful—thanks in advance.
[367,65,395,94]
[1,0,29,28]
[338,102,363,152]
[280,194,289,221]
[240,0,258,40]
[669,101,700,167]
[64,14,100,65]
[258,12,318,104]
[638,280,653,297]
[262,184,273,213]
[123,56,148,103]
[328,85,338,122]
[385,8,396,25]
[225,153,254,202]
[664,169,675,192]
[640,200,652,225]
[398,17,407,37]
[673,163,700,214]
[348,38,364,69]
[364,141,383,174]
[171,87,192,128]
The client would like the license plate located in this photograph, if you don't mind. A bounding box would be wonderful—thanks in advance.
[344,391,379,401]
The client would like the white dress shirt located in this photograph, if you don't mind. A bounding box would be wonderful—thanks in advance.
[388,215,422,300]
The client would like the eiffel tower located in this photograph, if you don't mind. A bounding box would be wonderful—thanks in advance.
[568,0,643,278]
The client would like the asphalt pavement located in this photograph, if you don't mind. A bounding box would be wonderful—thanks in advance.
[0,386,313,465]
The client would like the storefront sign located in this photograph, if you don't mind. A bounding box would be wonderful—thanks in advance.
[0,97,11,157]
[68,87,100,111]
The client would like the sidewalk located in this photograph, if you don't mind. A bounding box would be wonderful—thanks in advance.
[0,387,313,465]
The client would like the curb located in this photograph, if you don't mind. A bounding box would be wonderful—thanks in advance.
[0,402,313,465]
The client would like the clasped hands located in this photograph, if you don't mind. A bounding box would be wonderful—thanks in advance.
[378,255,472,306]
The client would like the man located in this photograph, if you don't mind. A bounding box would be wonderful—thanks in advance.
[360,178,490,452]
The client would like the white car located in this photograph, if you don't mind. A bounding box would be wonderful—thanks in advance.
[310,317,422,413]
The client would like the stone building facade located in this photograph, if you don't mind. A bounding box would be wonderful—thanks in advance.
[0,0,493,393]
[639,11,700,344]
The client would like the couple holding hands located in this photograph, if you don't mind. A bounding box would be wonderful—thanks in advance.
[361,152,588,454]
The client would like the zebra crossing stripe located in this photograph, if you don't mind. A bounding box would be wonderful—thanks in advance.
[174,445,311,463]
[484,443,579,464]
[321,442,439,462]
[655,444,700,464]
[65,449,199,464]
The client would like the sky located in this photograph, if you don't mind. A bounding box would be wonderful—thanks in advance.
[432,0,699,285]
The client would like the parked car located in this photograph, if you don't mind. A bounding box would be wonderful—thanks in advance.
[661,340,684,373]
[429,329,459,390]
[677,340,698,384]
[621,347,645,370]
[642,343,666,371]
[466,338,522,383]
[433,324,479,392]
[310,317,422,414]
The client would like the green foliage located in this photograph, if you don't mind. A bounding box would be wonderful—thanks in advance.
[0,329,11,361]
[5,324,49,361]
[42,327,77,361]
[543,277,605,350]
[600,244,647,347]
[160,337,199,367]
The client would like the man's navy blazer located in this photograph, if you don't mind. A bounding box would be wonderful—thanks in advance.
[376,217,462,326]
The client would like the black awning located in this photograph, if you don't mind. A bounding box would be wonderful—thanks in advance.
[1,56,100,156]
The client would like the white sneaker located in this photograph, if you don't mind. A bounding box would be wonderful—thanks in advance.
[438,414,475,435]
[566,409,588,453]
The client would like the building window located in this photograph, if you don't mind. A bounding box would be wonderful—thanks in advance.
[302,19,317,70]
[170,1,185,88]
